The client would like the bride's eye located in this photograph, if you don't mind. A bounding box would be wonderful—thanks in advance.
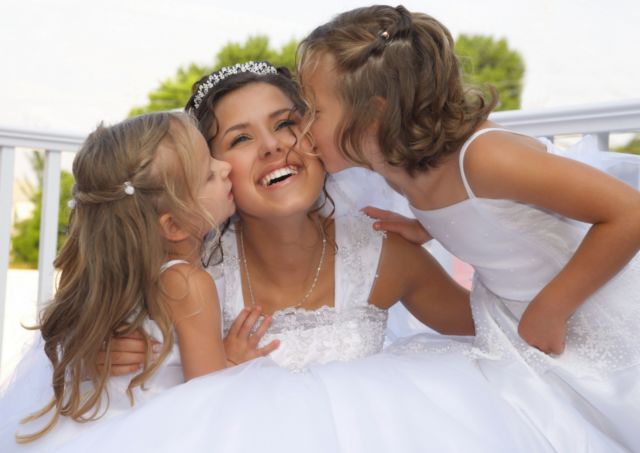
[276,119,296,131]
[229,134,249,148]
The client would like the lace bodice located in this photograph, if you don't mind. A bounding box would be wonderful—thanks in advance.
[207,210,387,371]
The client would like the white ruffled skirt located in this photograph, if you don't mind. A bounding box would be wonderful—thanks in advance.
[1,331,627,453]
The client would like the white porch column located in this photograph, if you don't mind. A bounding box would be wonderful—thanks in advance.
[37,149,62,306]
[0,146,16,365]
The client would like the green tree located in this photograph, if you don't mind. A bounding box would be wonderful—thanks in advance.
[129,36,297,116]
[455,34,525,111]
[131,34,525,115]
[615,134,640,155]
[11,152,74,268]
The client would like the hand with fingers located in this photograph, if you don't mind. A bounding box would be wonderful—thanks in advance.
[361,206,432,245]
[224,306,280,366]
[98,330,155,376]
[518,297,568,355]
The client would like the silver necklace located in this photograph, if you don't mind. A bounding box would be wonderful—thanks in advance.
[239,223,327,308]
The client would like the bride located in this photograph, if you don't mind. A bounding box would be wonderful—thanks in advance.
[0,62,621,452]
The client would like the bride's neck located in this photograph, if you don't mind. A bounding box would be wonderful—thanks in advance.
[239,213,326,275]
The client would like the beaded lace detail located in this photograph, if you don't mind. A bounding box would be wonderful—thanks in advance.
[209,211,387,371]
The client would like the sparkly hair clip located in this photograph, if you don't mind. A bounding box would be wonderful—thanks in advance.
[123,181,135,195]
[192,61,278,110]
[66,181,135,209]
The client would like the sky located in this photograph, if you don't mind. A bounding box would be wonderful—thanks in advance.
[1,0,638,175]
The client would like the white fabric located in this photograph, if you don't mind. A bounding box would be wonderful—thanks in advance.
[0,169,626,452]
[411,130,640,451]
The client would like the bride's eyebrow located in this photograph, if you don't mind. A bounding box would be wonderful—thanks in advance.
[221,122,249,139]
[269,107,295,118]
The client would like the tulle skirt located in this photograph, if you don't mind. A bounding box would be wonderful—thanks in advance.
[1,331,628,453]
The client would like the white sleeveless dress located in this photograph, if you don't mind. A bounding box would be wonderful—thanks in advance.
[410,128,640,452]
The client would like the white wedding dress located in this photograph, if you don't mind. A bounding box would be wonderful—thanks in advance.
[0,170,625,452]
[409,129,640,452]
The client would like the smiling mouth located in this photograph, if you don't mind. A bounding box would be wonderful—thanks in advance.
[260,165,299,187]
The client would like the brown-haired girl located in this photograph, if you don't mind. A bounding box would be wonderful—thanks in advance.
[11,111,245,444]
[298,5,640,450]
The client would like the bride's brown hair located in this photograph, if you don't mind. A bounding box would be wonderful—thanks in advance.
[18,112,216,442]
[298,4,497,175]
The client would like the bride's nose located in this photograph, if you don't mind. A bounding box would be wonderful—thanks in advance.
[259,132,285,158]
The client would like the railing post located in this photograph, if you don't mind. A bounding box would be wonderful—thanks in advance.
[37,149,62,307]
[0,146,16,366]
[596,132,610,150]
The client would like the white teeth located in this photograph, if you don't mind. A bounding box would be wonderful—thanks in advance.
[261,166,298,187]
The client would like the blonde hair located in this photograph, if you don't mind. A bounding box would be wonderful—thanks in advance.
[18,111,216,442]
[298,5,497,174]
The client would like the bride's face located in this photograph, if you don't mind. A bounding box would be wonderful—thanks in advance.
[209,82,325,220]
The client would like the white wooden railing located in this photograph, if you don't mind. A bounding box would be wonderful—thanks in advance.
[1,99,640,364]
[0,128,84,366]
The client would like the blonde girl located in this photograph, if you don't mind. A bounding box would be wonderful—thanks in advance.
[17,111,236,442]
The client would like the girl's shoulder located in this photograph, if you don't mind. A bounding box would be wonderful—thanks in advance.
[462,125,550,198]
[159,262,219,314]
[463,125,547,165]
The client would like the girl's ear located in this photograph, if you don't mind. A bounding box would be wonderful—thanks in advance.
[159,213,190,242]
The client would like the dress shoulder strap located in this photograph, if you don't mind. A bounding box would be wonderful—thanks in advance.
[334,211,385,310]
[160,259,190,272]
[458,127,513,198]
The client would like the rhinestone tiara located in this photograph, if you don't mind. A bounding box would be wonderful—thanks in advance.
[192,61,278,109]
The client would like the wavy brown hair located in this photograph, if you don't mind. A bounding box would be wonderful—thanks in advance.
[18,112,216,442]
[298,4,498,175]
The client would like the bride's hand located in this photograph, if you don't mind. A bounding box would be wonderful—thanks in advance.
[97,330,153,376]
[361,206,432,245]
[224,306,280,366]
